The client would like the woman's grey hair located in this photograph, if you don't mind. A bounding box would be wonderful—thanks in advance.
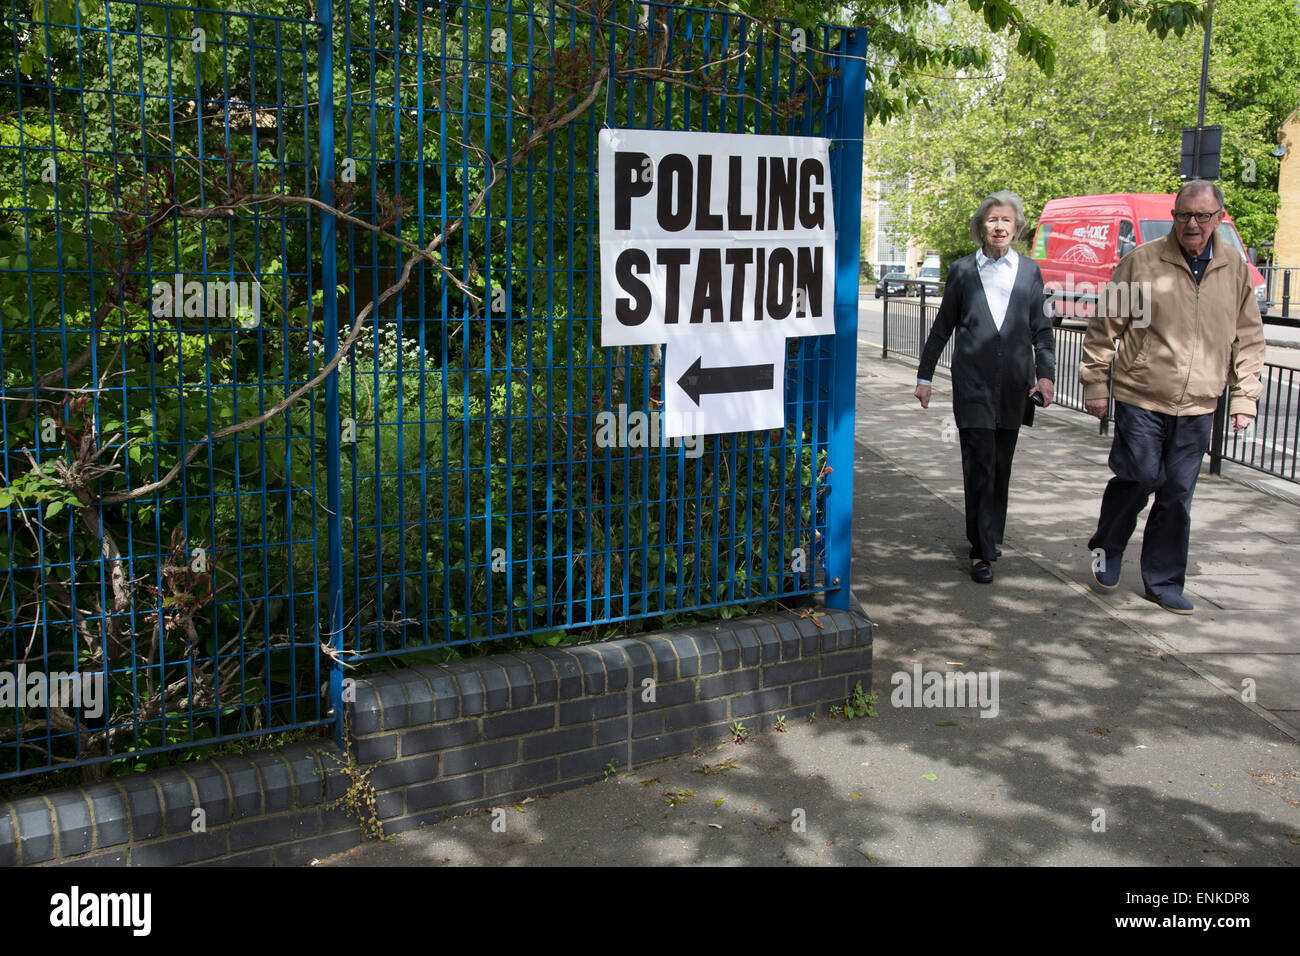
[969,191,1027,245]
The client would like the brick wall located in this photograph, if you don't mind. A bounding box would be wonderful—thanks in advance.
[353,602,873,837]
[0,598,872,865]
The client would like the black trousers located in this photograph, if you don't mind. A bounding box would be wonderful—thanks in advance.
[1087,401,1213,596]
[958,426,1019,562]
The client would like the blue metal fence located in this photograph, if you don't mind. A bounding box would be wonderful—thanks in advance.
[0,0,866,779]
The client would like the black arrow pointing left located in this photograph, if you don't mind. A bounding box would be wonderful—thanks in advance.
[677,355,775,406]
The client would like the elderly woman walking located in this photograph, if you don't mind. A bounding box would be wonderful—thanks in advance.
[914,191,1056,583]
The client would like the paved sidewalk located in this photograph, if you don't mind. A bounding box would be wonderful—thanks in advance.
[318,338,1300,867]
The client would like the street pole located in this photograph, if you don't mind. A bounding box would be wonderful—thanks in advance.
[1195,1,1214,175]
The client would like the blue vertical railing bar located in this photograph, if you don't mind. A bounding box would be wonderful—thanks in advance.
[825,26,867,609]
[317,0,345,743]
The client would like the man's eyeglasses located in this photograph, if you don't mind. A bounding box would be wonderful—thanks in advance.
[1172,209,1222,224]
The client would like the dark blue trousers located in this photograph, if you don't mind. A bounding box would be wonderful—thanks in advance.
[1088,401,1213,596]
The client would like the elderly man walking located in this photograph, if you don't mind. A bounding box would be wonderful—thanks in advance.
[1080,180,1265,614]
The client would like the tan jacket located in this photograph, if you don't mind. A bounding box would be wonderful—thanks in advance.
[1080,232,1265,417]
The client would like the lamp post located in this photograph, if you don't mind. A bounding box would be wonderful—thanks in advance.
[1194,1,1214,176]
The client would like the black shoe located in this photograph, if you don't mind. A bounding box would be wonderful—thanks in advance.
[971,560,993,584]
[992,546,1002,560]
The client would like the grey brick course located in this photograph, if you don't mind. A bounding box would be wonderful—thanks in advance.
[475,660,512,712]
[485,758,559,796]
[563,647,608,696]
[761,658,821,686]
[396,671,438,725]
[495,655,537,708]
[559,694,625,725]
[229,811,319,852]
[630,730,695,764]
[662,699,728,731]
[355,732,399,764]
[595,717,629,746]
[552,652,584,697]
[213,756,264,820]
[734,626,761,666]
[634,677,694,709]
[591,643,631,692]
[401,719,480,756]
[0,593,869,867]
[620,640,656,685]
[513,653,559,703]
[559,744,627,779]
[821,648,871,677]
[699,669,760,699]
[753,622,783,662]
[350,681,383,734]
[131,830,228,866]
[792,676,848,706]
[250,752,295,813]
[640,636,680,681]
[427,671,462,721]
[483,704,556,739]
[631,711,664,738]
[453,668,487,716]
[374,789,405,821]
[667,635,702,677]
[116,778,163,841]
[154,768,198,834]
[714,631,742,670]
[730,688,791,718]
[376,678,412,730]
[283,743,329,804]
[50,792,93,858]
[407,774,484,811]
[190,763,232,827]
[695,633,723,675]
[440,739,518,776]
[523,726,595,760]
[368,753,439,790]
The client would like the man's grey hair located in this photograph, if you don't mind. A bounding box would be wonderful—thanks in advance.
[970,191,1027,245]
[1176,179,1225,209]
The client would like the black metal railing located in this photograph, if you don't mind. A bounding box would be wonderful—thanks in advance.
[1210,360,1299,482]
[882,291,1299,485]
[1259,266,1295,321]
[880,289,1114,434]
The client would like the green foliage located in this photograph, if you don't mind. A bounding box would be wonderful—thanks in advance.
[871,0,1300,257]
[0,0,832,779]
[844,680,878,719]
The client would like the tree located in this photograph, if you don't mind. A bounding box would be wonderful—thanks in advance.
[1202,0,1300,251]
[869,0,1300,259]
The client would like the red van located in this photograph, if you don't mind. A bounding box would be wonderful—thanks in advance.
[1031,193,1267,323]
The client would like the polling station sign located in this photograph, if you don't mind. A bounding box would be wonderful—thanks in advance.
[597,129,835,348]
[597,129,834,436]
